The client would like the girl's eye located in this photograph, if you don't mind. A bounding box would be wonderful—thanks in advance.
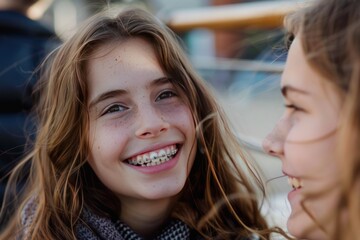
[103,104,127,115]
[284,104,302,112]
[156,90,177,101]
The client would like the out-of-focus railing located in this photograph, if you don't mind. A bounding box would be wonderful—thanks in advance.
[191,57,284,73]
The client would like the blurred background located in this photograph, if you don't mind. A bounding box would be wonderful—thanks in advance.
[22,0,311,233]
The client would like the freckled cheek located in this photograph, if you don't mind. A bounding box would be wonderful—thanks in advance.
[161,104,195,128]
[88,122,132,164]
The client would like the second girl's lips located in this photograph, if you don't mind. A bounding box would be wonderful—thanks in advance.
[124,144,179,167]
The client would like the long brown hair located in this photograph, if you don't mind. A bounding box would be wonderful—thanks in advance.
[285,0,360,239]
[1,8,284,239]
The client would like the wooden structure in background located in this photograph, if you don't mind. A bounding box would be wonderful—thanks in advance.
[166,1,308,32]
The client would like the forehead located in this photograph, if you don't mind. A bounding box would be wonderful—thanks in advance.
[89,38,158,69]
[281,37,342,108]
[86,38,165,90]
[282,38,328,95]
[84,38,173,110]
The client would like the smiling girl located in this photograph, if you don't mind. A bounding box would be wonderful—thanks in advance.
[263,0,360,239]
[0,8,283,240]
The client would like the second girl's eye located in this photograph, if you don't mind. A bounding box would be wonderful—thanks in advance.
[284,104,303,112]
[156,90,177,101]
[103,104,128,115]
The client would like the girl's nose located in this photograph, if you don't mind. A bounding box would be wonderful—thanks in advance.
[262,118,289,157]
[135,105,170,138]
[263,131,283,157]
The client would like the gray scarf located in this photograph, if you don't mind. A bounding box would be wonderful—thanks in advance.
[76,208,201,240]
[21,201,259,240]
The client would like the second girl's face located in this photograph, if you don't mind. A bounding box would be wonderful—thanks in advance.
[87,38,196,204]
[263,37,342,239]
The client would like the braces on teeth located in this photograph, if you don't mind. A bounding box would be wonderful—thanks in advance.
[127,147,178,167]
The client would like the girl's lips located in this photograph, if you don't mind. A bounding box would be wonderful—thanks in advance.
[283,171,304,203]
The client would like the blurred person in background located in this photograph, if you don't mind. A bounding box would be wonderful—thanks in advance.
[0,0,60,228]
[263,0,360,239]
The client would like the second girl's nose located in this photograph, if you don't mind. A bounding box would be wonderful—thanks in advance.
[135,105,170,138]
[262,118,290,157]
[263,132,283,157]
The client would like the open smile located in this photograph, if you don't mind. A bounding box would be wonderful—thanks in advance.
[288,176,303,190]
[125,144,179,167]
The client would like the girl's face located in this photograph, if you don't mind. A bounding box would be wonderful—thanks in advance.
[87,38,196,205]
[263,37,342,239]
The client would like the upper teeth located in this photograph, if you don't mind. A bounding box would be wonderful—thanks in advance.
[127,145,178,167]
[288,177,303,189]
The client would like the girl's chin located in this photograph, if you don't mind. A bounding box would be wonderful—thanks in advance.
[287,214,328,240]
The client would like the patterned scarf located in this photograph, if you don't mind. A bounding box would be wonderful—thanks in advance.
[22,202,256,239]
[76,208,203,240]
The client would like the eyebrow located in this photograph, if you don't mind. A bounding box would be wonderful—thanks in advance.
[88,77,171,108]
[281,85,309,97]
[88,89,127,109]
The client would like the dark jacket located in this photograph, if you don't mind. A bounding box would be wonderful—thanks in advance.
[0,10,60,206]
